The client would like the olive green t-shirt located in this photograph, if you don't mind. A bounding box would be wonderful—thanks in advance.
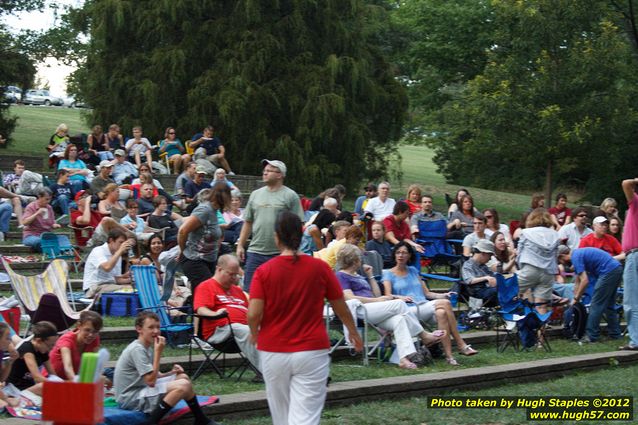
[244,185,304,255]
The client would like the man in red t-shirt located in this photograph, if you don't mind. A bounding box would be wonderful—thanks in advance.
[193,254,260,372]
[579,216,625,261]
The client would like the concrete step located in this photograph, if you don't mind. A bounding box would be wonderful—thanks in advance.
[0,244,32,254]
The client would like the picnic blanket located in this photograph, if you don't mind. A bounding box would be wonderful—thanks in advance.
[5,395,219,424]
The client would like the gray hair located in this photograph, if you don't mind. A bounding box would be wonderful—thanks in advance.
[336,243,362,270]
[323,197,338,208]
[231,189,242,199]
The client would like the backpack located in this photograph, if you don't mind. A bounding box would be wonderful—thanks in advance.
[563,302,587,340]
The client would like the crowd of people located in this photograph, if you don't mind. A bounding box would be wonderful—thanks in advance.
[1,122,638,425]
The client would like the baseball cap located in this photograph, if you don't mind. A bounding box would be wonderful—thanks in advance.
[592,216,608,225]
[114,149,125,156]
[196,165,207,174]
[261,159,287,177]
[557,244,571,256]
[74,190,90,202]
[99,160,113,168]
[474,239,495,254]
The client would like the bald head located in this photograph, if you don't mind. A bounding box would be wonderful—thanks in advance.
[214,254,241,288]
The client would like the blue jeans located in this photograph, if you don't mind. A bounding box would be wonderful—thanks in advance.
[0,203,12,233]
[69,179,86,193]
[97,151,114,161]
[586,266,623,341]
[623,252,638,346]
[243,252,277,292]
[52,194,76,215]
[22,235,42,252]
[553,282,575,301]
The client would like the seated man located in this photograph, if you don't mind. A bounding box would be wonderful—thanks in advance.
[462,214,488,257]
[175,161,197,197]
[124,126,154,169]
[137,182,158,217]
[190,125,233,174]
[579,216,625,261]
[557,245,623,343]
[461,239,498,307]
[558,207,593,251]
[354,183,377,216]
[409,194,447,233]
[183,166,211,204]
[71,190,134,247]
[2,159,25,192]
[49,169,74,219]
[83,228,134,298]
[90,160,116,195]
[111,149,138,184]
[193,254,261,373]
[114,311,220,425]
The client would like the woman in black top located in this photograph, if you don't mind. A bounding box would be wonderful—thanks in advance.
[147,195,181,247]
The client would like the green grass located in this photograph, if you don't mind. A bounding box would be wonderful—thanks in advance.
[6,104,90,153]
[222,364,638,425]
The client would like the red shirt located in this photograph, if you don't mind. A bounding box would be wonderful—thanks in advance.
[406,200,420,216]
[193,278,248,340]
[548,206,572,226]
[382,215,411,242]
[71,209,103,246]
[250,255,343,352]
[579,233,622,256]
[49,329,100,378]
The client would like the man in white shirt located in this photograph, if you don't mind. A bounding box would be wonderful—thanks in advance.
[364,181,395,221]
[84,228,135,298]
[558,207,593,251]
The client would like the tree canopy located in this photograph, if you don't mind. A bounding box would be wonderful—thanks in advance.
[65,0,407,193]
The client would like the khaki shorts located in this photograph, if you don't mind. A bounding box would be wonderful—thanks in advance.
[517,264,554,301]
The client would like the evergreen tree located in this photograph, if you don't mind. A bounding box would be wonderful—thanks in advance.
[71,0,407,193]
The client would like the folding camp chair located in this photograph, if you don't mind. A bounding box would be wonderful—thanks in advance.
[415,220,462,277]
[191,313,261,381]
[131,265,191,348]
[1,257,93,335]
[41,232,80,273]
[495,274,551,352]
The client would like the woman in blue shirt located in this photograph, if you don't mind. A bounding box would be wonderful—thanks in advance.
[57,144,90,193]
[382,241,478,365]
[159,127,190,174]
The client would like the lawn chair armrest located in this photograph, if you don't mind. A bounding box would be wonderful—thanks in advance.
[193,311,230,321]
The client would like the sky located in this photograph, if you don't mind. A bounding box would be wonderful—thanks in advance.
[2,0,84,95]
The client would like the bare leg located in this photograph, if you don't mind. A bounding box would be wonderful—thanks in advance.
[11,197,24,225]
[163,376,195,406]
[434,306,454,360]
[134,152,142,168]
[145,150,153,167]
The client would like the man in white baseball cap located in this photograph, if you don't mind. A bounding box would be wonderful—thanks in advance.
[236,159,303,290]
[579,215,625,261]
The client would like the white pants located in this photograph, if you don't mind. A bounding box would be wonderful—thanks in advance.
[208,323,261,372]
[358,299,423,359]
[261,349,330,425]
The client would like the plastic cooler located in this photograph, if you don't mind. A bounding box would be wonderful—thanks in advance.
[42,381,104,424]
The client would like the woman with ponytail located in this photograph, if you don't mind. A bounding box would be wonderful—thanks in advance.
[248,211,362,425]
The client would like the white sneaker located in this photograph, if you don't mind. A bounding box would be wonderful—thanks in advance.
[190,337,214,351]
[0,232,4,242]
[228,171,236,176]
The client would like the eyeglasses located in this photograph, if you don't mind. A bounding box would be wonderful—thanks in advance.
[222,269,241,278]
[484,215,493,219]
[127,206,139,209]
[168,132,176,134]
[395,250,410,256]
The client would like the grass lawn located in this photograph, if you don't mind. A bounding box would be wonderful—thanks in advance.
[6,104,90,153]
[221,363,638,425]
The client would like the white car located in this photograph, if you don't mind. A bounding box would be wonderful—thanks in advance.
[23,89,64,106]
[63,94,89,108]
[2,86,22,103]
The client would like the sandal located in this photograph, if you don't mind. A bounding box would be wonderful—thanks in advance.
[446,357,459,366]
[423,330,446,347]
[459,345,478,356]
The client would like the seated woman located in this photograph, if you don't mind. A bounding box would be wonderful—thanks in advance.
[97,183,126,219]
[135,234,191,315]
[159,127,190,174]
[336,243,445,369]
[447,188,479,216]
[489,231,517,273]
[147,195,181,247]
[49,311,103,381]
[222,190,244,244]
[120,199,158,242]
[483,208,511,242]
[404,184,422,216]
[365,221,395,269]
[88,124,113,161]
[448,194,478,238]
[47,123,70,167]
[548,193,571,229]
[212,168,239,192]
[608,216,623,243]
[300,209,336,255]
[600,197,618,219]
[21,188,61,252]
[58,144,90,193]
[382,242,478,365]
[382,201,424,254]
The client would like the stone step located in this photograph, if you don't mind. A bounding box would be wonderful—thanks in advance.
[3,231,72,240]
[0,244,32,254]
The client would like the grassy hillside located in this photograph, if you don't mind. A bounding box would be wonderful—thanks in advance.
[2,105,532,220]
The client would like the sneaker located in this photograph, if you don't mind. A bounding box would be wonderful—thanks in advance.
[190,337,214,351]
[578,335,596,344]
[0,232,4,242]
[619,344,638,351]
[228,171,236,176]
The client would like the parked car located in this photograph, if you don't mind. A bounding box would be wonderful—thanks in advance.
[63,94,90,108]
[23,89,64,106]
[1,86,22,103]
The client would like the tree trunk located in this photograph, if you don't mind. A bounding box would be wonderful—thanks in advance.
[545,159,553,208]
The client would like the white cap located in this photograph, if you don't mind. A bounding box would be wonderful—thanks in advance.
[593,216,608,225]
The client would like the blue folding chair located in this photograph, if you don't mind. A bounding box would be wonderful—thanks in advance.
[41,232,79,273]
[495,274,552,352]
[130,265,192,347]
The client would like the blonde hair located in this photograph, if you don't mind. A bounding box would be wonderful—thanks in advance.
[406,184,422,201]
[526,208,553,228]
[56,123,69,133]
